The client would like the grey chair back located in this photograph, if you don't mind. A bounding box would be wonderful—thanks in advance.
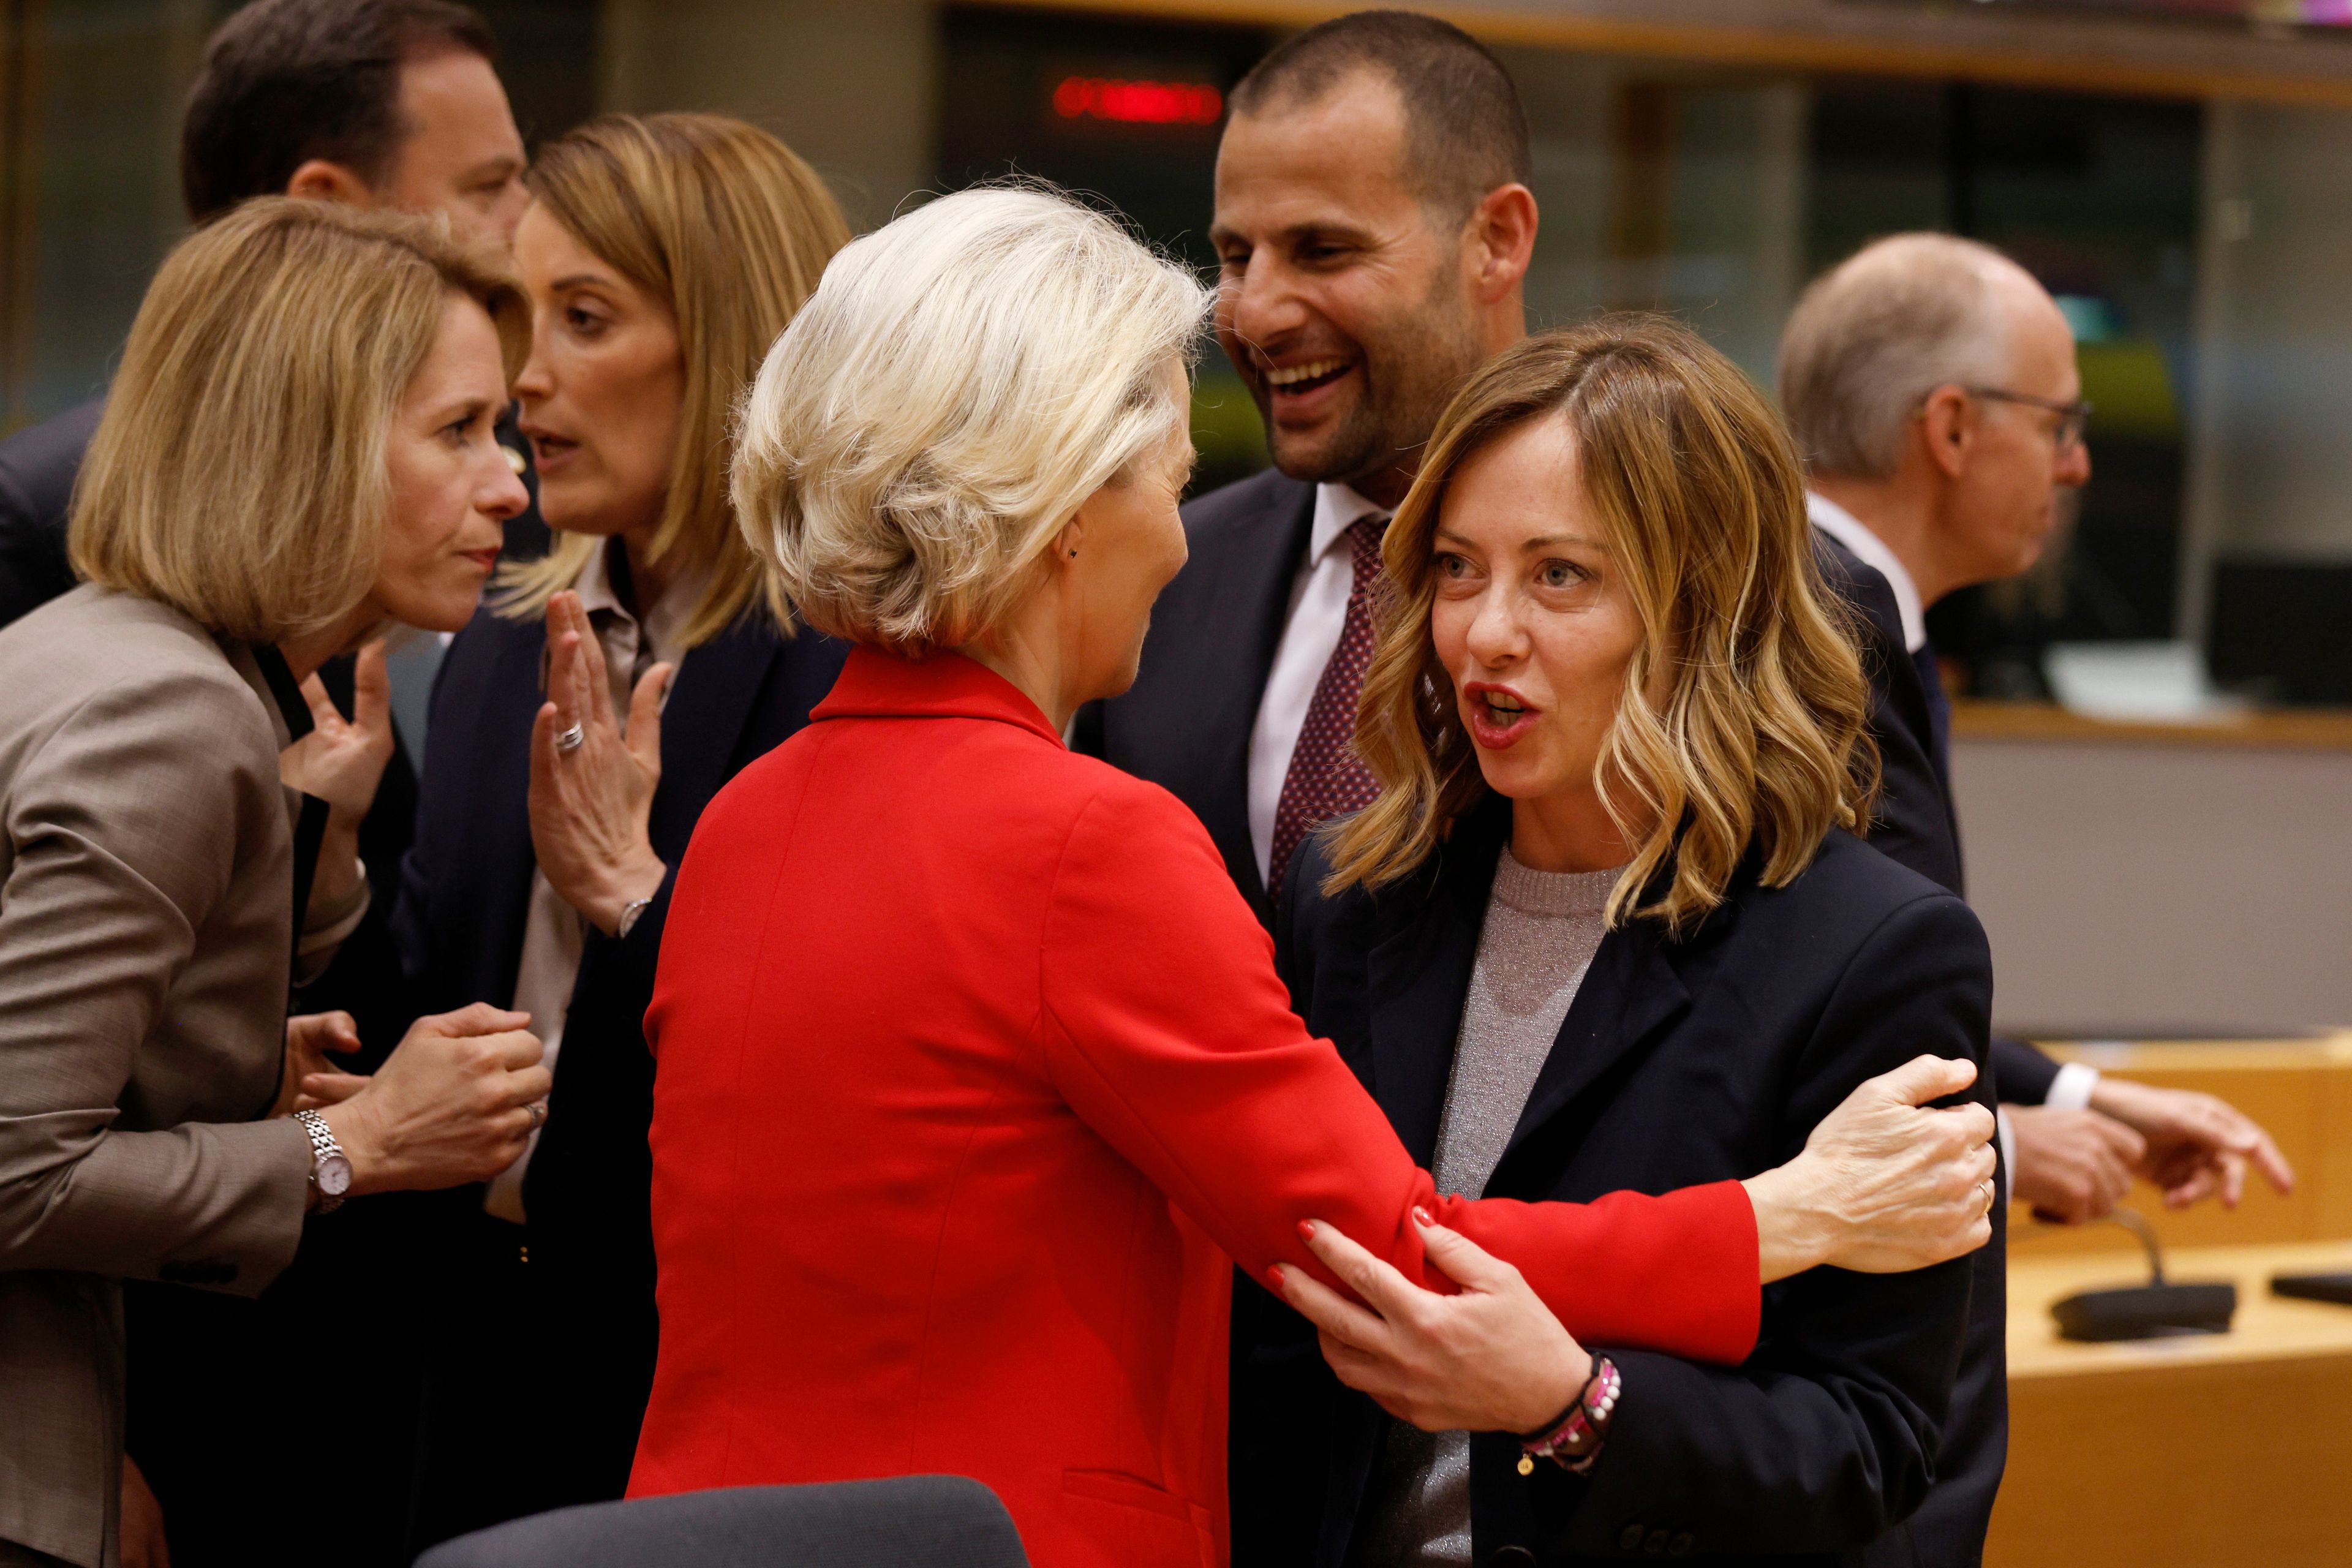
[413,1475,1028,1568]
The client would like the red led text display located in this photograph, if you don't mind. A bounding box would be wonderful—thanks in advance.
[1052,76,1224,126]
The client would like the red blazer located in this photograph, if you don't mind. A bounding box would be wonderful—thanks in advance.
[631,648,1759,1568]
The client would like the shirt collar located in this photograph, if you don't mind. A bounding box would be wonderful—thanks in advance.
[1309,482,1390,566]
[573,536,710,663]
[810,644,1066,748]
[1807,492,1926,654]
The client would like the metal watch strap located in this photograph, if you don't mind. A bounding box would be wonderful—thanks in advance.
[294,1108,346,1213]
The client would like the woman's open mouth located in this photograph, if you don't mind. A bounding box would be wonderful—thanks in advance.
[526,431,579,471]
[1463,683,1539,750]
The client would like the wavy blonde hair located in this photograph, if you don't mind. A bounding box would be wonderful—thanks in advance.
[496,113,851,646]
[70,197,526,644]
[731,185,1207,655]
[1325,317,1879,931]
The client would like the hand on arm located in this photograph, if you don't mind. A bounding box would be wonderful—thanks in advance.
[1270,1053,1996,1439]
[1275,1214,1590,1434]
[528,591,668,936]
[1741,1054,1997,1277]
[278,641,394,924]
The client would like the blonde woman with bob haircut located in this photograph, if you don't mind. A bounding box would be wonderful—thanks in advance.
[0,198,553,1568]
[314,113,854,1544]
[631,188,1994,1568]
[1246,318,2001,1566]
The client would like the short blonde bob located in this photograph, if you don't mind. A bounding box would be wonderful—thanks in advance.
[1326,317,1879,932]
[733,184,1207,655]
[497,113,852,646]
[69,197,527,645]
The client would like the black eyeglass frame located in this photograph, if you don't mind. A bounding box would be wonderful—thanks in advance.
[1957,385,2094,450]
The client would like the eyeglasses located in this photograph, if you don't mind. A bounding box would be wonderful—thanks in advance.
[1961,386,2093,452]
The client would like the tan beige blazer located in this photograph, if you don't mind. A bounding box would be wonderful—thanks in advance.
[0,586,316,1568]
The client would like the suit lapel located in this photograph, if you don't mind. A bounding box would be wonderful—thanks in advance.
[1364,810,1505,1168]
[643,620,783,864]
[1498,920,1691,1171]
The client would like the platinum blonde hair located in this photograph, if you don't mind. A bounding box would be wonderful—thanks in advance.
[731,184,1209,654]
[1777,232,2025,481]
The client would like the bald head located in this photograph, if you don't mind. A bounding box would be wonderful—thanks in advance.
[1780,233,2064,481]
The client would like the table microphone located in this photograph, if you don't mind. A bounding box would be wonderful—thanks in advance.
[2049,1207,2237,1343]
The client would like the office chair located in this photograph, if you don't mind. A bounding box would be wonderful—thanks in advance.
[413,1474,1029,1568]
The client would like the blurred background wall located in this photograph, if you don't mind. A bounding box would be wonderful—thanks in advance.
[6,0,2351,1033]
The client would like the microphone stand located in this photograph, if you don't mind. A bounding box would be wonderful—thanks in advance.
[2049,1207,2237,1343]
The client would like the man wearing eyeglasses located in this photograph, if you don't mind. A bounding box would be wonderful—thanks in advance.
[1780,233,2290,1236]
[1777,231,2291,1561]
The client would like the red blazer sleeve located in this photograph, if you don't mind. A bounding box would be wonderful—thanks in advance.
[1036,780,1760,1365]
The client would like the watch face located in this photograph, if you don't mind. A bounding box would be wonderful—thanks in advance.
[318,1154,353,1197]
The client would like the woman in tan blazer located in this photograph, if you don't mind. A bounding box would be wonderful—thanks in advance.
[0,200,559,1568]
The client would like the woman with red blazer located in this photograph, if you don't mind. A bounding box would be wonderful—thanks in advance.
[628,188,1996,1568]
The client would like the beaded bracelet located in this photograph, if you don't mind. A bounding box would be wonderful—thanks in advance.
[1515,1354,1621,1476]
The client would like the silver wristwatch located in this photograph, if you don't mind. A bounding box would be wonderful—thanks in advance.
[295,1108,352,1213]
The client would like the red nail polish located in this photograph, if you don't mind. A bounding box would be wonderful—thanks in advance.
[1412,1206,1433,1227]
[1266,1266,1286,1292]
[1297,1219,1315,1243]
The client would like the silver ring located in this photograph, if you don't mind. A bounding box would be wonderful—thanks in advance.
[526,1102,546,1132]
[555,722,586,754]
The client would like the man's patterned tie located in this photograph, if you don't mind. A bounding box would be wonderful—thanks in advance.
[1269,513,1389,895]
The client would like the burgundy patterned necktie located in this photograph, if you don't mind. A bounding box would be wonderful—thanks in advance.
[1269,513,1389,894]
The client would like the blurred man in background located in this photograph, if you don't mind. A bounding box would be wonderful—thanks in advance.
[1780,234,2294,1231]
[0,0,535,630]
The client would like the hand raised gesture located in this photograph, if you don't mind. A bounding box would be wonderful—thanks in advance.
[528,590,669,935]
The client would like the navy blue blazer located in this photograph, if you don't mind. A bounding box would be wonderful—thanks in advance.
[1237,802,1994,1567]
[343,594,844,1534]
[1813,527,2058,1108]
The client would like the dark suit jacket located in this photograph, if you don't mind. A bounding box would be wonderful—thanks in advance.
[1242,802,1993,1566]
[1811,529,2022,1568]
[0,399,102,626]
[1814,527,2056,1110]
[1072,466,1316,922]
[363,597,844,1544]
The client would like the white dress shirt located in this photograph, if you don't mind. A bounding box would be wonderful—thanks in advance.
[485,540,701,1224]
[1245,482,1390,888]
[1807,492,1926,655]
[1806,492,2097,1172]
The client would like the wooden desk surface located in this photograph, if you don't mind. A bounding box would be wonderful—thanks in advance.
[2006,1235,2352,1378]
[1992,1238,2352,1567]
[1953,699,2352,751]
